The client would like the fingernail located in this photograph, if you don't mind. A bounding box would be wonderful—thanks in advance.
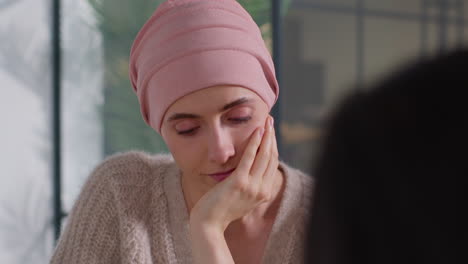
[270,117,274,127]
[259,128,265,137]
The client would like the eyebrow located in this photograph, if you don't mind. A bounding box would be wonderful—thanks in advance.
[220,97,250,111]
[167,97,251,122]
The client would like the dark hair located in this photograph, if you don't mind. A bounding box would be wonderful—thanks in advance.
[305,49,467,264]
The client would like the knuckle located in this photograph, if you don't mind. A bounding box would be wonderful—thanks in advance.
[257,190,270,202]
[245,186,257,199]
[233,179,249,192]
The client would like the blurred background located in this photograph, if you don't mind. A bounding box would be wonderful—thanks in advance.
[1,0,466,263]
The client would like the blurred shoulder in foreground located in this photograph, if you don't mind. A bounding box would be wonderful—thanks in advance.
[305,49,467,264]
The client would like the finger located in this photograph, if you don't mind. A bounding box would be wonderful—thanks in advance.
[259,157,279,203]
[271,118,279,162]
[260,120,279,198]
[236,127,264,178]
[250,116,273,179]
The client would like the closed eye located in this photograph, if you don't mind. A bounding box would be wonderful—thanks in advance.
[177,126,200,135]
[229,116,252,124]
[177,117,251,136]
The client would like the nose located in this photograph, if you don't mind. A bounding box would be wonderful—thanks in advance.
[207,127,235,164]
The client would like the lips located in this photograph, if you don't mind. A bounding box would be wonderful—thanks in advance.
[209,168,235,182]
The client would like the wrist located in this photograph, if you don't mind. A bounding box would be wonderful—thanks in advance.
[189,216,225,238]
[189,208,229,234]
[189,217,229,255]
[189,218,234,264]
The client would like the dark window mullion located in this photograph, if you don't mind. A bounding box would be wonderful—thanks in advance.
[52,0,63,243]
[356,0,365,87]
[438,0,449,52]
[272,0,282,154]
[456,0,464,47]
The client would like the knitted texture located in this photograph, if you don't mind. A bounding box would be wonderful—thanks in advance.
[50,151,313,263]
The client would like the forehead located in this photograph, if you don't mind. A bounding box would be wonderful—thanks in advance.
[166,85,265,114]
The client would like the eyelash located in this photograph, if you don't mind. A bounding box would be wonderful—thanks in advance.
[177,116,252,135]
[229,116,252,123]
[177,127,200,135]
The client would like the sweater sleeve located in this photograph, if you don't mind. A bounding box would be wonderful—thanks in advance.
[50,163,121,264]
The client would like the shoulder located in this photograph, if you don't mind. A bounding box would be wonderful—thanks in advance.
[280,162,314,193]
[51,151,178,263]
[279,162,315,214]
[88,150,178,187]
[80,151,180,219]
[80,151,180,207]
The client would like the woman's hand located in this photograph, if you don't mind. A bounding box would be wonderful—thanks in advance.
[189,116,279,263]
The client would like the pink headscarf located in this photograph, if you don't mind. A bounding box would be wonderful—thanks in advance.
[129,0,279,133]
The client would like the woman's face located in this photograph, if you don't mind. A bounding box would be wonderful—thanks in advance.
[161,85,270,190]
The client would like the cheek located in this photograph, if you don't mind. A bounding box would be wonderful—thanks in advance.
[232,118,265,156]
[164,136,204,174]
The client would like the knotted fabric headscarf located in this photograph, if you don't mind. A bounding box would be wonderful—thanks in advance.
[129,0,279,133]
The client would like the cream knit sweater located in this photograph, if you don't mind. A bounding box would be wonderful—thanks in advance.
[50,151,314,264]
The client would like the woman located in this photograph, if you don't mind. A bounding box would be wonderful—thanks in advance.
[305,49,466,264]
[50,0,313,263]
